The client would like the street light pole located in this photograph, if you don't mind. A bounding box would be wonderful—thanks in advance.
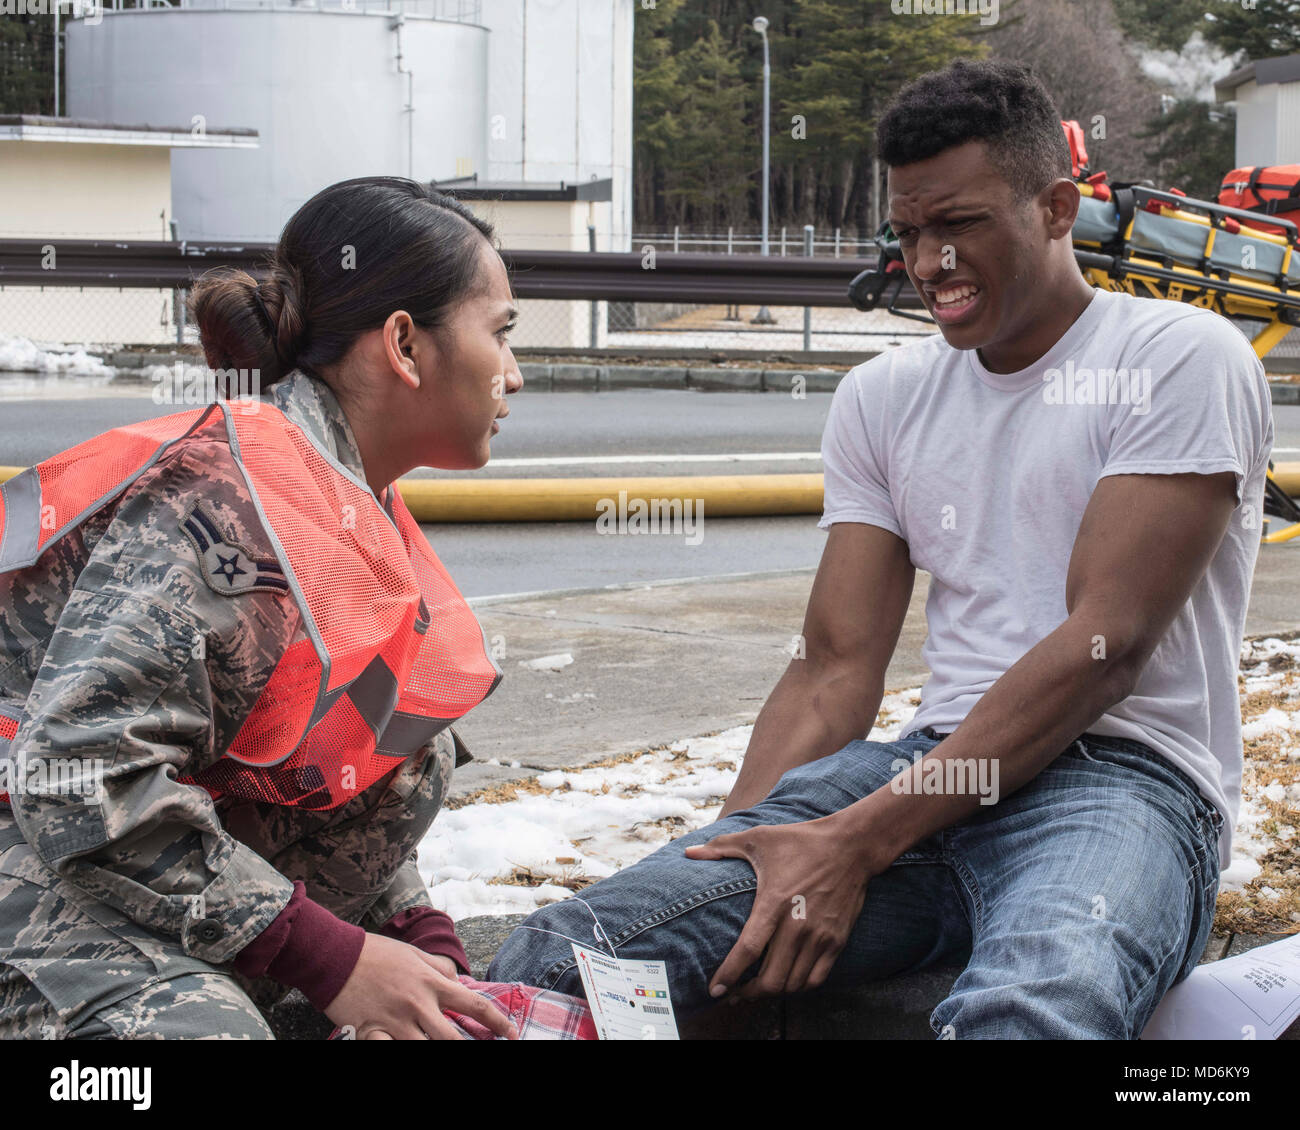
[751,16,774,325]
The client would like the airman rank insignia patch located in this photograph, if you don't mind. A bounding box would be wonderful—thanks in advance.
[181,503,291,597]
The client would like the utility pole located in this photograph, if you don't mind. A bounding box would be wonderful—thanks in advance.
[751,16,774,326]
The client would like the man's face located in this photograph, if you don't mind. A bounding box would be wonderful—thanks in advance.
[886,140,1051,356]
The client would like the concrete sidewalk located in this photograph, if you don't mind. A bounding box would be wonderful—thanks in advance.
[450,535,1300,798]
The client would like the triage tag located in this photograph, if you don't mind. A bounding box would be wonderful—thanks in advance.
[570,943,680,1041]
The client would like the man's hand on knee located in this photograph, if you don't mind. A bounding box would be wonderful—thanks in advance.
[684,814,886,1001]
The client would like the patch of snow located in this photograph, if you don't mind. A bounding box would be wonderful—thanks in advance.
[420,724,752,920]
[0,335,114,377]
[519,652,573,672]
[1243,709,1295,741]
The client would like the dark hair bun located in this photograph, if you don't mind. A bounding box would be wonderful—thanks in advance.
[189,176,497,394]
[188,260,307,385]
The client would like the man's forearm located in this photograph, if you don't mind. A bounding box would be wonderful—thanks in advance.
[833,614,1138,868]
[721,657,882,817]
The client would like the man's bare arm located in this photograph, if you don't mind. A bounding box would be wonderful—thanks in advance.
[721,522,916,816]
[833,469,1240,861]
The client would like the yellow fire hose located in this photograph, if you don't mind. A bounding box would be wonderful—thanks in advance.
[1,466,1296,523]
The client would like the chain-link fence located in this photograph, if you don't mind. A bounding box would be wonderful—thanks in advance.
[2,265,1297,363]
[0,285,939,358]
[0,286,188,351]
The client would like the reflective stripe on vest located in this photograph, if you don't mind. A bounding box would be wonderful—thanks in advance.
[0,399,501,810]
[0,701,19,805]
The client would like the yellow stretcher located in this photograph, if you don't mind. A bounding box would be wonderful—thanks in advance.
[1073,183,1300,543]
[848,181,1300,543]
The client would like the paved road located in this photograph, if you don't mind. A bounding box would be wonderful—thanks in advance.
[0,383,835,478]
[3,384,1299,598]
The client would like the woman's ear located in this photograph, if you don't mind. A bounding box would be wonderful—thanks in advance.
[384,311,421,390]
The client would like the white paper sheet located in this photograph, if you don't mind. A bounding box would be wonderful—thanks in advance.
[1142,933,1300,1040]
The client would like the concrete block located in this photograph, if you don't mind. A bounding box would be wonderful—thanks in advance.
[785,965,963,1040]
[517,362,552,390]
[1225,931,1296,958]
[266,990,333,1040]
[551,364,602,391]
[687,367,764,391]
[264,918,1247,1039]
[679,998,784,1040]
[459,913,528,979]
[603,364,688,389]
[762,369,844,394]
[1198,932,1232,963]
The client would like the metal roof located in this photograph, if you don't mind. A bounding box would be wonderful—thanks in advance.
[1215,54,1300,101]
[0,115,259,147]
[430,176,614,202]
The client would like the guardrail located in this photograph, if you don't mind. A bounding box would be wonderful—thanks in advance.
[0,239,894,307]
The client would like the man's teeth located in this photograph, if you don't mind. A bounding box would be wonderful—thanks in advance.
[934,285,978,306]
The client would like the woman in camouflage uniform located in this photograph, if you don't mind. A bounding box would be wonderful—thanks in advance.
[0,177,580,1040]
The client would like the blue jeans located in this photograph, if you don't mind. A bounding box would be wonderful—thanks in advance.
[488,730,1224,1039]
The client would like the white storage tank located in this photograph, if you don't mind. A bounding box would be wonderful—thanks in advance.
[64,0,633,247]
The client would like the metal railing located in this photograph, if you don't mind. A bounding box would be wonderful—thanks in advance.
[0,237,931,354]
[0,238,887,305]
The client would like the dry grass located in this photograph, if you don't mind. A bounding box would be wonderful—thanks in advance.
[488,863,596,893]
[1216,642,1300,935]
[443,776,562,811]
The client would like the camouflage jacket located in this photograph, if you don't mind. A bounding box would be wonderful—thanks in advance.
[0,369,467,965]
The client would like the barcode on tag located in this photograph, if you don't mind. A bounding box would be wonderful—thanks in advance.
[642,1004,670,1015]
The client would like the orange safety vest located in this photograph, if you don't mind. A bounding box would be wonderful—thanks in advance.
[0,398,500,810]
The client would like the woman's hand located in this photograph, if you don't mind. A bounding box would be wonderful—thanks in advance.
[324,933,518,1040]
[424,954,462,979]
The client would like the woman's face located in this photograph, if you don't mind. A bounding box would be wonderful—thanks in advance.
[414,240,523,470]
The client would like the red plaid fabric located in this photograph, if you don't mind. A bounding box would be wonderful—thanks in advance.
[327,975,597,1040]
[443,976,597,1040]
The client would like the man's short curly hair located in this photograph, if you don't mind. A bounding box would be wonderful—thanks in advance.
[876,59,1070,200]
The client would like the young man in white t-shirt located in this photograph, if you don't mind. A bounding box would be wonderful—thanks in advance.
[490,59,1274,1038]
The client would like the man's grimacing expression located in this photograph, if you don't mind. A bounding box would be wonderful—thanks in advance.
[887,139,1081,371]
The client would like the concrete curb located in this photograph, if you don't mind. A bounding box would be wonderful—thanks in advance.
[518,362,843,394]
[86,351,1300,401]
[89,355,849,395]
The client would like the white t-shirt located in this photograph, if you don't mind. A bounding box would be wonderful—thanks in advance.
[819,287,1274,869]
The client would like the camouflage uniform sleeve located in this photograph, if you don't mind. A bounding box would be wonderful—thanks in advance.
[8,437,302,966]
[359,727,472,925]
[362,854,434,926]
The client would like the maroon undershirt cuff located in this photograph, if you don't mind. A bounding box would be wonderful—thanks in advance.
[377,906,472,976]
[233,881,366,1012]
